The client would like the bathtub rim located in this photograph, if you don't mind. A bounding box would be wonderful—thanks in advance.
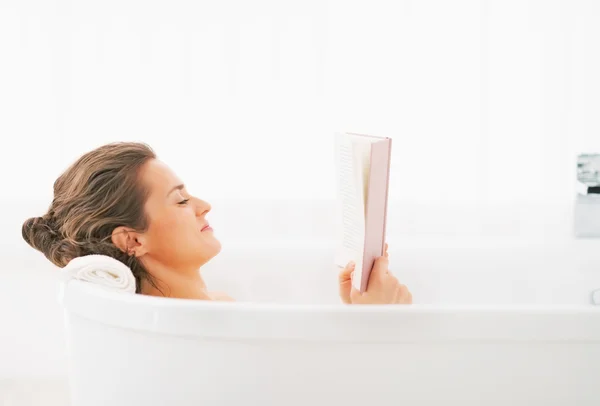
[60,280,600,343]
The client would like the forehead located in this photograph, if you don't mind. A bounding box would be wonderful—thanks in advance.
[140,159,182,195]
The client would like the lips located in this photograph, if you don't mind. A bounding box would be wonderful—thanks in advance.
[201,224,212,232]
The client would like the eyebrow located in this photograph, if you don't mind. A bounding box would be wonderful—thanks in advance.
[167,184,184,197]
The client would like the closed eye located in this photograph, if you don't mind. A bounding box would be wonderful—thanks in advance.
[178,198,190,205]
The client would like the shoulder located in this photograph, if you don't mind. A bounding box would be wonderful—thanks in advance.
[208,291,235,302]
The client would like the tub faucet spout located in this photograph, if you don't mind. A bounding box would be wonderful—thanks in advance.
[575,154,600,238]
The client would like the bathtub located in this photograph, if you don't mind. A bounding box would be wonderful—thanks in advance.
[60,239,600,406]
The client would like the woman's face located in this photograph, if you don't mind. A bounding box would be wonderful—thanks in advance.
[137,158,221,271]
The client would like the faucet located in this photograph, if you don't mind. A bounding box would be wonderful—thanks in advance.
[574,154,600,238]
[592,289,600,305]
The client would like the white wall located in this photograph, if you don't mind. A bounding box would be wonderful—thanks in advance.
[2,0,600,379]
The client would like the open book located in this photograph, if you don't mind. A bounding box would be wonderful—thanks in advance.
[334,132,392,293]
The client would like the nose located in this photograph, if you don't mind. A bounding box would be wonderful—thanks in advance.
[194,198,211,217]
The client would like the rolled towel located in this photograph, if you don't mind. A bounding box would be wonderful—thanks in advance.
[62,254,136,293]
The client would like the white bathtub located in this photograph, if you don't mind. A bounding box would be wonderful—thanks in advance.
[60,240,600,406]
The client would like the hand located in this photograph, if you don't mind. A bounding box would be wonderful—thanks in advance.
[338,243,412,305]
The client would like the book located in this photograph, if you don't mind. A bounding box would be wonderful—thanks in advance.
[334,132,392,293]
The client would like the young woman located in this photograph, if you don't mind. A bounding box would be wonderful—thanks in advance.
[21,142,412,304]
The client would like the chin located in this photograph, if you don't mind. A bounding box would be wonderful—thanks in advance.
[199,237,222,265]
[210,239,222,257]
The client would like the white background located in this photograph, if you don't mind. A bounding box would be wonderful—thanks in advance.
[1,0,600,382]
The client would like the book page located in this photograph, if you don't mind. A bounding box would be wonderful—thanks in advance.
[335,134,364,262]
[335,133,368,289]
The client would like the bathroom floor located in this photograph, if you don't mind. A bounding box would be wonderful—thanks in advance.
[0,379,70,406]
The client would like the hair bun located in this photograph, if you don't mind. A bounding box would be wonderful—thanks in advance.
[22,216,64,266]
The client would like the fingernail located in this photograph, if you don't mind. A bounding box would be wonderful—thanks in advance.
[348,261,355,269]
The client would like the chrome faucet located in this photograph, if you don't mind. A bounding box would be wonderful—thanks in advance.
[574,154,600,238]
[591,289,600,305]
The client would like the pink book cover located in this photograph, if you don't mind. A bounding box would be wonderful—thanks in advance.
[347,133,392,293]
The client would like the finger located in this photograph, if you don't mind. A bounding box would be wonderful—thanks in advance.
[385,265,395,276]
[338,261,355,283]
[384,243,389,258]
[350,285,363,302]
[339,277,353,304]
[398,284,410,303]
[338,262,355,304]
[369,256,389,281]
[390,281,401,304]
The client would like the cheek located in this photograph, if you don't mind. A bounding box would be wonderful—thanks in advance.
[147,209,197,246]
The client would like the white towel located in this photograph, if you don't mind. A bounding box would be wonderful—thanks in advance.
[62,254,137,293]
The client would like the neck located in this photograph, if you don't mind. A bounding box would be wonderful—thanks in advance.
[140,259,210,300]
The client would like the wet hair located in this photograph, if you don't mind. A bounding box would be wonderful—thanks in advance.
[22,142,158,293]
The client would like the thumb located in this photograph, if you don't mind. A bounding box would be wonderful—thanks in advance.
[339,261,355,283]
[338,261,355,304]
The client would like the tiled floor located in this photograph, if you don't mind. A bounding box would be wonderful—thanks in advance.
[0,379,70,406]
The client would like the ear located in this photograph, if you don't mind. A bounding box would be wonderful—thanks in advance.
[111,226,149,258]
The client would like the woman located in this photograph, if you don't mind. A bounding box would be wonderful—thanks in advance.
[21,142,412,304]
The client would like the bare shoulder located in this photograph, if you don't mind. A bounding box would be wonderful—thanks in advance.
[208,291,235,302]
